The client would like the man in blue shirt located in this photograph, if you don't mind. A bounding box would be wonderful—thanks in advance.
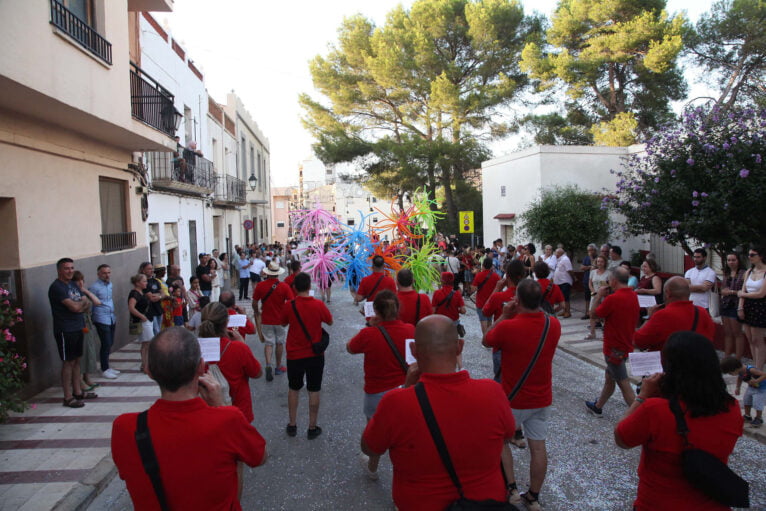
[89,264,120,379]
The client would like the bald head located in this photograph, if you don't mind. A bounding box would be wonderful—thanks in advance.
[664,276,690,302]
[219,290,236,308]
[610,267,630,287]
[414,315,462,372]
[148,327,201,392]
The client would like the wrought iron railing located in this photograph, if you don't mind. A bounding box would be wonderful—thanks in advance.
[145,151,216,192]
[50,0,112,64]
[101,232,136,253]
[130,63,176,137]
[214,174,247,204]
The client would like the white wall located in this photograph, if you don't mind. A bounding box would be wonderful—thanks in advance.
[482,145,648,260]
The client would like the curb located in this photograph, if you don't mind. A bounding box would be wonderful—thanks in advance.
[52,455,118,511]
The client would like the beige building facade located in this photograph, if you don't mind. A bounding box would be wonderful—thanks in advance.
[0,0,175,394]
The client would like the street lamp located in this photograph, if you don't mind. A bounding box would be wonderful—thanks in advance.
[248,173,257,191]
[173,109,183,131]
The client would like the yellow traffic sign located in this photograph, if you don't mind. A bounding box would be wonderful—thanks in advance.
[459,211,474,233]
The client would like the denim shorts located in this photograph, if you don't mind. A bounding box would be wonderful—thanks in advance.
[477,307,491,322]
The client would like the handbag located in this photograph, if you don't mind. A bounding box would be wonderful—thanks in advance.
[668,397,749,507]
[708,283,721,322]
[291,300,330,354]
[129,320,142,336]
[415,382,520,511]
[208,340,233,406]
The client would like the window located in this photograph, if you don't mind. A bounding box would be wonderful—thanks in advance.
[99,178,135,252]
[276,221,285,228]
[501,185,506,197]
[347,219,355,226]
[188,220,197,275]
[51,0,111,65]
[240,137,247,180]
[372,197,377,203]
[276,201,285,209]
[184,106,193,144]
[257,151,262,190]
[65,0,94,26]
[373,217,378,223]
[250,145,255,181]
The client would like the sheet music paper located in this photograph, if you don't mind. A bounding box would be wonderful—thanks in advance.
[637,294,657,308]
[628,351,663,377]
[405,339,416,365]
[227,314,247,328]
[199,337,221,362]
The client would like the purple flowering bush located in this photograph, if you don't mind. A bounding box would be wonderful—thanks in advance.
[608,106,766,255]
[0,287,27,422]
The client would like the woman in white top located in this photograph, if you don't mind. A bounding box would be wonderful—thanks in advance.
[219,252,231,291]
[208,258,221,303]
[586,255,610,339]
[738,244,766,369]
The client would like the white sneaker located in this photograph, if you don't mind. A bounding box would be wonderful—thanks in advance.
[359,453,379,481]
[102,368,119,379]
[111,368,121,375]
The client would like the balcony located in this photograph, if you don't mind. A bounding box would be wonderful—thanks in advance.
[213,174,247,206]
[130,63,178,138]
[101,232,137,253]
[146,151,215,195]
[50,0,112,65]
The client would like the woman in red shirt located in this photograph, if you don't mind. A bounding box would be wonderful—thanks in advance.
[615,332,743,510]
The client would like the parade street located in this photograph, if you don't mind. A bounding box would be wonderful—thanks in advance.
[86,288,766,511]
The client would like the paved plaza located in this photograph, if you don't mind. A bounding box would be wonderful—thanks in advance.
[1,288,765,511]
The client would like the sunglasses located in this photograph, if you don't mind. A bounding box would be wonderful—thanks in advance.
[749,253,759,257]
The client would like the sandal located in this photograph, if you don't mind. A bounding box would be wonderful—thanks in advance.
[73,392,98,400]
[63,397,85,408]
[510,430,527,449]
[521,492,542,511]
[82,382,100,392]
[584,332,596,340]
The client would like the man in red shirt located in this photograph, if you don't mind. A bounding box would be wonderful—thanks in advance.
[283,260,301,291]
[431,272,466,322]
[362,315,515,510]
[280,273,333,439]
[473,257,501,335]
[219,290,256,338]
[532,261,565,314]
[634,276,716,351]
[252,261,295,381]
[483,279,562,510]
[348,290,415,479]
[587,267,639,417]
[396,268,433,326]
[351,255,397,322]
[112,327,267,511]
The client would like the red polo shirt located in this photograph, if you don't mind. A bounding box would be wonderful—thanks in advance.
[214,337,261,423]
[616,398,742,511]
[227,308,255,338]
[397,290,433,325]
[252,278,294,325]
[634,301,716,351]
[482,288,516,321]
[357,272,397,301]
[283,272,297,290]
[280,296,333,360]
[431,286,465,321]
[347,320,415,394]
[484,311,561,409]
[595,287,639,358]
[363,371,515,511]
[112,398,266,511]
[473,270,500,309]
[537,278,564,306]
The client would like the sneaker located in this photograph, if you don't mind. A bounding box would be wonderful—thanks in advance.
[743,414,753,423]
[110,368,121,375]
[265,366,273,382]
[521,492,543,511]
[274,367,284,376]
[751,417,763,427]
[359,453,379,481]
[286,424,297,437]
[276,366,287,374]
[585,401,603,417]
[307,426,322,440]
[102,368,119,379]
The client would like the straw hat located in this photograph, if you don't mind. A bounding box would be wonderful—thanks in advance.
[263,261,285,276]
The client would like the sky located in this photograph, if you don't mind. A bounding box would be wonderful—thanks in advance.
[163,0,714,187]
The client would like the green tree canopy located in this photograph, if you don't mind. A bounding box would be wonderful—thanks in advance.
[686,0,766,109]
[520,185,611,252]
[300,0,541,232]
[520,0,687,145]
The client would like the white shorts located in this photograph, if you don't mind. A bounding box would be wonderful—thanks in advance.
[512,406,550,441]
[262,324,286,346]
[137,320,154,343]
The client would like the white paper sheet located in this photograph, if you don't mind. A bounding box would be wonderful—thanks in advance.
[405,339,416,365]
[637,294,657,308]
[309,289,315,297]
[628,351,663,377]
[364,301,375,317]
[199,337,221,362]
[227,314,247,328]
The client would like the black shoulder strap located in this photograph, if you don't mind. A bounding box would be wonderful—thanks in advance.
[476,275,489,292]
[691,307,700,332]
[135,411,171,511]
[261,282,279,304]
[376,325,409,373]
[363,273,385,301]
[415,295,421,323]
[542,280,553,300]
[291,300,312,341]
[414,382,465,499]
[437,290,455,309]
[507,315,550,402]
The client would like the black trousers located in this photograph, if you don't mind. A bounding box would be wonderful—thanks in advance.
[239,278,249,300]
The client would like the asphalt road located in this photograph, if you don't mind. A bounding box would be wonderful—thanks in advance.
[90,286,766,510]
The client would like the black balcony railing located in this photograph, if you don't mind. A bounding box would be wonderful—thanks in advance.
[130,63,177,137]
[50,0,112,65]
[101,232,136,253]
[214,174,247,204]
[146,151,216,193]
